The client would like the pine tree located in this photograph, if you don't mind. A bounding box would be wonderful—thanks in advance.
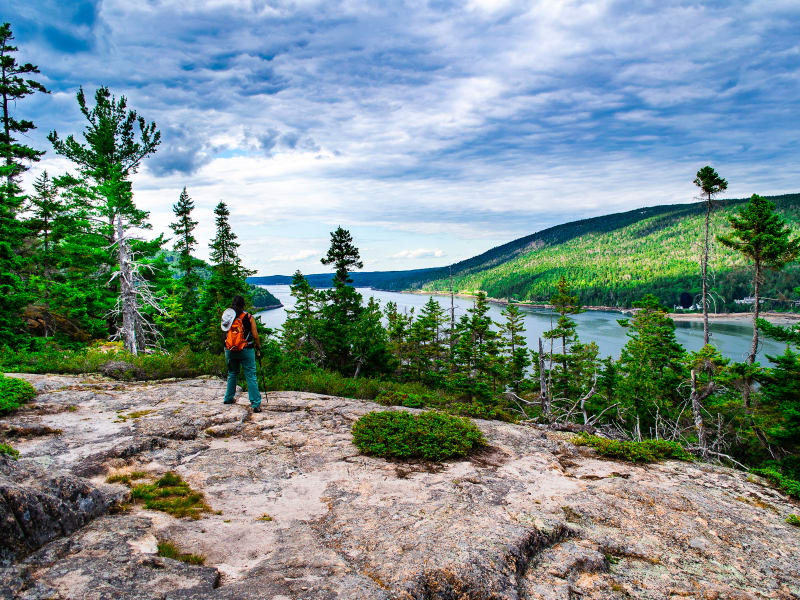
[48,87,161,353]
[407,297,448,386]
[694,166,727,346]
[761,348,800,454]
[717,194,800,365]
[0,23,48,341]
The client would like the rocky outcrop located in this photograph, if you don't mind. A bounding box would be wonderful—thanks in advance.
[0,373,798,599]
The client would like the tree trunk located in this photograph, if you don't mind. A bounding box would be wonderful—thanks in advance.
[748,260,761,365]
[538,337,549,418]
[690,369,708,459]
[117,214,138,355]
[702,197,711,346]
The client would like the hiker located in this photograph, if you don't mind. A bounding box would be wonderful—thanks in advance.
[220,295,262,412]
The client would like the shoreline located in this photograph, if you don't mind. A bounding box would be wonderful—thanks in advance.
[398,289,800,325]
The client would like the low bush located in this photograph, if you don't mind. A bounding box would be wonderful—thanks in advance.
[0,374,37,415]
[156,540,205,565]
[130,472,211,519]
[0,344,225,381]
[0,443,19,460]
[573,434,694,464]
[751,467,800,500]
[352,410,485,462]
[787,514,800,527]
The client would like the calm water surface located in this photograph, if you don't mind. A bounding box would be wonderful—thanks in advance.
[256,285,786,364]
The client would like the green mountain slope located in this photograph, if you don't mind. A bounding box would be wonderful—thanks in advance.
[419,194,800,310]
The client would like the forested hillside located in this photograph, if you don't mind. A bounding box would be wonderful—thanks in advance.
[418,194,800,310]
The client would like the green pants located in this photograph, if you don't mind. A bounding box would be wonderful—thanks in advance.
[224,347,261,408]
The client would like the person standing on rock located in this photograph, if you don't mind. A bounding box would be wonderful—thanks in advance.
[220,295,262,412]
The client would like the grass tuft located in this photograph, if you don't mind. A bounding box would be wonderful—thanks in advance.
[115,410,154,422]
[0,442,20,460]
[786,514,800,527]
[572,433,693,464]
[156,540,206,565]
[130,472,211,519]
[0,375,36,415]
[751,468,800,500]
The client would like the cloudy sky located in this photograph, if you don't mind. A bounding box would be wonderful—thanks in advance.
[9,0,800,275]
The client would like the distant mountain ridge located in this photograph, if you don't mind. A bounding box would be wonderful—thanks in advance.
[249,194,800,310]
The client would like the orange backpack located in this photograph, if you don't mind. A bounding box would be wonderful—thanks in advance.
[225,312,251,351]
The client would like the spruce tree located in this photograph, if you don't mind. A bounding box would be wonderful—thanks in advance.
[499,304,529,394]
[26,172,67,336]
[543,276,583,399]
[617,295,686,439]
[694,166,727,346]
[200,201,253,350]
[717,194,800,365]
[319,227,365,374]
[169,187,201,324]
[282,270,322,365]
[0,23,48,341]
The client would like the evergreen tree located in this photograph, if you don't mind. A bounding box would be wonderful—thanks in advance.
[48,87,161,352]
[282,270,322,365]
[499,304,529,393]
[761,348,800,454]
[617,294,686,439]
[407,297,448,386]
[384,300,413,378]
[25,172,68,336]
[543,276,583,399]
[318,227,365,374]
[199,201,253,350]
[169,187,201,326]
[0,23,48,341]
[449,292,501,401]
[717,194,800,364]
[694,166,727,346]
[351,296,394,378]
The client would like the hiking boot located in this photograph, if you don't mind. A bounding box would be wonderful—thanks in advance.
[223,400,235,405]
[252,405,262,413]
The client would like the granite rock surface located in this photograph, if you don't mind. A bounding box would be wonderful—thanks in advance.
[0,373,798,600]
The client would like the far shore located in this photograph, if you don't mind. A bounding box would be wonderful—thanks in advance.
[399,289,800,325]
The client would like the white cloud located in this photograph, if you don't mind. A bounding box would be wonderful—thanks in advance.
[391,248,446,259]
[265,249,322,263]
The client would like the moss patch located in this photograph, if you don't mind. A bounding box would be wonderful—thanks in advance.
[786,514,800,527]
[130,472,211,519]
[114,410,155,422]
[156,540,205,565]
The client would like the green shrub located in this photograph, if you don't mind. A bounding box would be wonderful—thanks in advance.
[751,467,800,499]
[787,514,800,527]
[130,472,211,519]
[572,434,694,464]
[156,540,205,564]
[0,344,225,380]
[0,374,36,414]
[352,410,485,462]
[0,443,19,460]
[449,402,517,423]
